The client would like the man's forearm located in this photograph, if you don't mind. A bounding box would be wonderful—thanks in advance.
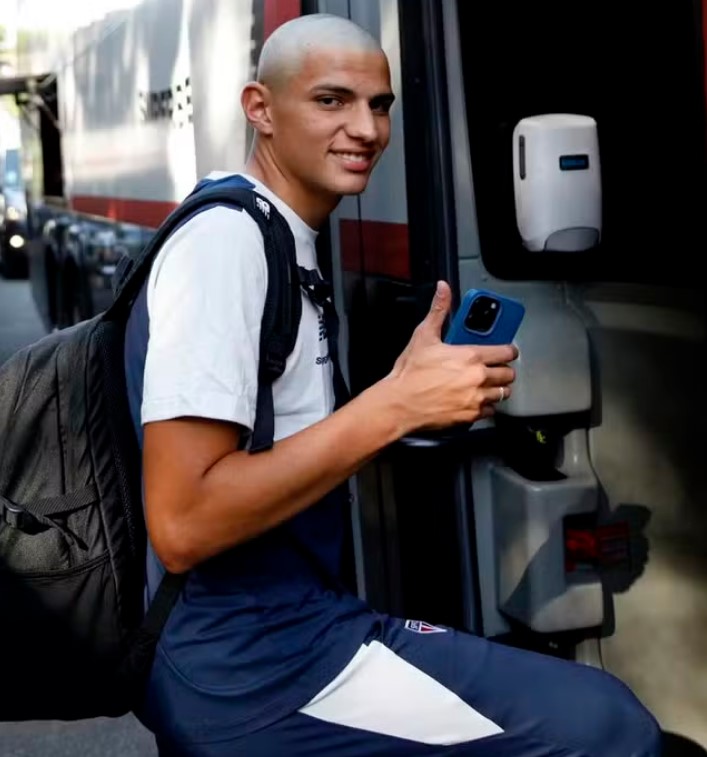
[163,380,407,571]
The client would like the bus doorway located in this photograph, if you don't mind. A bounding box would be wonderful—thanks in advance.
[454,0,707,749]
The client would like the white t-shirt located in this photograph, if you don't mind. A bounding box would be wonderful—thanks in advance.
[141,172,335,441]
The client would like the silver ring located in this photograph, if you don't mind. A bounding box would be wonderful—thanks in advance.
[498,386,506,402]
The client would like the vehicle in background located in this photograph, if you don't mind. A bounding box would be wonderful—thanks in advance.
[0,147,29,277]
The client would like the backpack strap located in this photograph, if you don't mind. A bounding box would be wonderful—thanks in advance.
[297,266,351,409]
[248,197,301,452]
[250,263,352,455]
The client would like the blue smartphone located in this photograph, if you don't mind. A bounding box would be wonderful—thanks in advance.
[444,288,525,346]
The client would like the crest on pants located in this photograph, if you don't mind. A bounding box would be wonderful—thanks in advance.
[404,619,447,634]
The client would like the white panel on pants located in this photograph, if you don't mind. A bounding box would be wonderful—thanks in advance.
[298,641,504,746]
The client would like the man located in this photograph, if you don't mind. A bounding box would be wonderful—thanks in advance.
[126,13,662,756]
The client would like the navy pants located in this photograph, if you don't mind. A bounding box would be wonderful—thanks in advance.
[155,616,661,756]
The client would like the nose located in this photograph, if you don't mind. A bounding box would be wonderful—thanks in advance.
[346,100,377,143]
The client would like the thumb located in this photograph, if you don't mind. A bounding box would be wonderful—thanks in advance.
[421,280,452,337]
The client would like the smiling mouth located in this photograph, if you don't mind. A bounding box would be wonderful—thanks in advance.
[331,151,375,170]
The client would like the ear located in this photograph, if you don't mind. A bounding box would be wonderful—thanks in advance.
[241,82,273,136]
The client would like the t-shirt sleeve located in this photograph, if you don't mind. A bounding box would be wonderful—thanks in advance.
[141,205,268,431]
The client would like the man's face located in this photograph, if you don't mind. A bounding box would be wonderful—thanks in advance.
[267,47,394,201]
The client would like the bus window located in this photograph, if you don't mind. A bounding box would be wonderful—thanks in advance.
[457,0,707,286]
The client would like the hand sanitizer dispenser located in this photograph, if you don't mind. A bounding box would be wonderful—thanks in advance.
[513,114,601,252]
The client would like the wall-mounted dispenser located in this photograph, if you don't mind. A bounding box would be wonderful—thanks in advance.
[513,114,602,252]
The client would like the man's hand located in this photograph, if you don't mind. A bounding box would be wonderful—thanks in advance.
[384,281,518,433]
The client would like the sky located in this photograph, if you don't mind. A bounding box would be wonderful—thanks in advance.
[14,0,142,33]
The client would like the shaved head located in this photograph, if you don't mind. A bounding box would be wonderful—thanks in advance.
[243,13,392,227]
[257,13,383,90]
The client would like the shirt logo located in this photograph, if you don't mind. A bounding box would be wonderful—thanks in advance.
[255,197,270,219]
[404,619,447,634]
[315,314,330,366]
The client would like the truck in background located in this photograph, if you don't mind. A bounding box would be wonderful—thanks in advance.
[5,0,707,749]
[0,108,30,276]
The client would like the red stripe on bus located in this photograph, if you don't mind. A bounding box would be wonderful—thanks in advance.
[263,0,301,40]
[70,195,177,228]
[340,219,410,280]
[70,195,411,280]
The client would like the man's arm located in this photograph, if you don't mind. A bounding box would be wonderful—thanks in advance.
[144,282,517,573]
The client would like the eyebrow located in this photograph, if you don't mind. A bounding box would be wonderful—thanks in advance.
[311,84,396,107]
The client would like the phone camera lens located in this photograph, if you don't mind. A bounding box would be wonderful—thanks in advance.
[464,295,500,333]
